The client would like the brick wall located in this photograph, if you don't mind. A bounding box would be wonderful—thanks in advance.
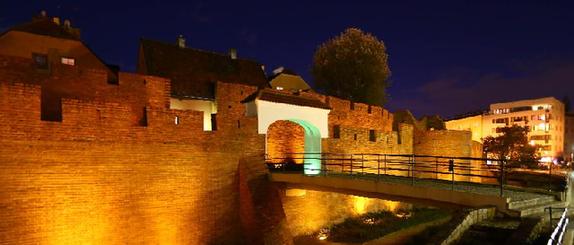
[267,120,306,164]
[413,130,482,181]
[0,72,266,244]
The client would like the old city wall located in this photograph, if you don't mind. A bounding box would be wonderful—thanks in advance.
[317,95,413,155]
[413,130,483,181]
[0,73,268,244]
[0,55,157,122]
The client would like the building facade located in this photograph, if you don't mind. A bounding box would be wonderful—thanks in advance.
[446,97,566,162]
[565,113,574,161]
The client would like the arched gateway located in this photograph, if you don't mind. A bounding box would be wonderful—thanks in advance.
[242,89,331,175]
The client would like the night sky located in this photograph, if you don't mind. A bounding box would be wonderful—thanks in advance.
[2,1,574,118]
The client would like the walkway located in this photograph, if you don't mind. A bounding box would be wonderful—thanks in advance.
[270,172,560,217]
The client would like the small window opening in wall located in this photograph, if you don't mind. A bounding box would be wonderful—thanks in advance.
[333,125,341,139]
[33,53,48,69]
[350,102,355,110]
[61,57,75,66]
[174,116,180,125]
[228,105,232,109]
[237,120,241,128]
[139,107,148,126]
[211,113,218,131]
[107,65,120,85]
[369,129,376,142]
[368,105,372,114]
[354,134,357,140]
[276,86,284,90]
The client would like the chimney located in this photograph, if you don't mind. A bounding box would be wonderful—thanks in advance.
[63,19,71,28]
[176,35,186,48]
[229,48,237,59]
[52,17,60,25]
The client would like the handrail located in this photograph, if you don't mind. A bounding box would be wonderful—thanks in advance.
[265,152,565,196]
[547,208,569,245]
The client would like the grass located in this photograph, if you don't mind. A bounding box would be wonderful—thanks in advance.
[326,208,451,243]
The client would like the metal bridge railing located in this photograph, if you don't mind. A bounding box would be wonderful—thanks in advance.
[265,152,565,197]
[546,207,569,245]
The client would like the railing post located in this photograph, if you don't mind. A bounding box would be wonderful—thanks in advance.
[500,160,505,197]
[549,160,553,192]
[361,154,365,175]
[322,153,327,177]
[350,154,353,175]
[549,207,553,232]
[411,155,415,186]
[384,154,387,175]
[341,154,344,174]
[451,159,455,191]
[435,157,439,180]
[377,154,381,181]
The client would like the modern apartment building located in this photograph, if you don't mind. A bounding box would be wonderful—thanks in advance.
[565,113,574,161]
[446,97,566,162]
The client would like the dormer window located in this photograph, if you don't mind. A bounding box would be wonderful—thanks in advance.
[33,53,48,69]
[61,57,75,66]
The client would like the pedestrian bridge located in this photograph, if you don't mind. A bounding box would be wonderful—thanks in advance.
[267,153,567,217]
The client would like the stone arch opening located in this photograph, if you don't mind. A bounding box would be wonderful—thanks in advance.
[266,119,322,175]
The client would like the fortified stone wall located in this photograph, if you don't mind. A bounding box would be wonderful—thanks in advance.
[413,130,483,181]
[0,74,265,244]
[0,52,459,244]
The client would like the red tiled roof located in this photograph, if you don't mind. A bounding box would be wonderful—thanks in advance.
[9,17,80,40]
[138,39,268,99]
[241,89,331,110]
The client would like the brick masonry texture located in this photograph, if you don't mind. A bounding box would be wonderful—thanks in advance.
[267,120,306,164]
[0,51,481,244]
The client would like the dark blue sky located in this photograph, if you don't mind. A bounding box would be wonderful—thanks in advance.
[2,1,574,118]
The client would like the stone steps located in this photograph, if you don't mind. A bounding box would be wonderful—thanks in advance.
[507,195,556,210]
[508,201,565,217]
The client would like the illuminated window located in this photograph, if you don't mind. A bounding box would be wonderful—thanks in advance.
[61,57,75,66]
[276,86,284,90]
[174,116,180,125]
[32,53,48,69]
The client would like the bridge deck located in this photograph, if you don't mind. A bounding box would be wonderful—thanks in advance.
[270,172,557,214]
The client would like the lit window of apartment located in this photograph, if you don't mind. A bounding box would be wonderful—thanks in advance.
[61,57,75,66]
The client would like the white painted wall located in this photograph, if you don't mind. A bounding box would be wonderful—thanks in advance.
[170,98,217,131]
[256,100,330,138]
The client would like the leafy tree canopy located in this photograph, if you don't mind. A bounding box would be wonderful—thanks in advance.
[483,125,539,168]
[312,28,391,105]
